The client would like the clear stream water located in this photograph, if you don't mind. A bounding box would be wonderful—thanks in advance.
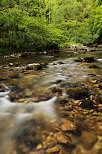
[0,51,102,153]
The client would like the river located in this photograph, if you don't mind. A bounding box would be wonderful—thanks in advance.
[0,50,102,154]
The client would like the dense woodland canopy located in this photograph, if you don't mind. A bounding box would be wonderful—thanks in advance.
[0,0,102,52]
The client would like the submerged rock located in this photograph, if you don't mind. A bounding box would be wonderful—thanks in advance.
[9,74,21,79]
[80,99,95,109]
[66,87,89,100]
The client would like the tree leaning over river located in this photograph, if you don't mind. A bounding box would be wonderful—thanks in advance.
[0,0,102,52]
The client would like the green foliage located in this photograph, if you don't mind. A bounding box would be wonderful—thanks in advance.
[0,0,102,52]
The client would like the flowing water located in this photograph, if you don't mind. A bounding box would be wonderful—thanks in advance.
[0,51,102,154]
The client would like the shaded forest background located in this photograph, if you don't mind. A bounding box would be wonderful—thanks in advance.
[0,0,102,52]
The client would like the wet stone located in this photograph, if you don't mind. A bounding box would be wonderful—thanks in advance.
[9,74,21,79]
[0,77,9,82]
[58,61,65,65]
[83,57,96,62]
[36,144,42,150]
[80,99,95,109]
[51,87,62,94]
[87,74,96,77]
[74,58,83,62]
[10,85,22,92]
[61,83,84,88]
[98,84,102,89]
[55,132,71,144]
[64,105,73,111]
[66,87,89,100]
[26,63,42,71]
[90,80,98,84]
[8,63,14,67]
[61,120,77,132]
[94,96,102,105]
[55,80,62,84]
[80,131,98,150]
[46,146,60,153]
[59,99,68,105]
[89,65,99,68]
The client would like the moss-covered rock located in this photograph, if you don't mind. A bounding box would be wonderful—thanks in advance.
[66,87,89,100]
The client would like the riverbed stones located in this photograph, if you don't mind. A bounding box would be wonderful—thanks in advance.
[66,87,89,100]
[80,131,98,150]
